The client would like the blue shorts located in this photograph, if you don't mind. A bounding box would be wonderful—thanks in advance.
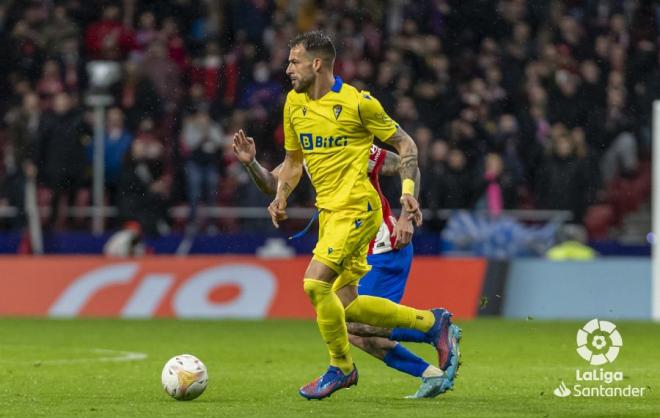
[358,244,413,303]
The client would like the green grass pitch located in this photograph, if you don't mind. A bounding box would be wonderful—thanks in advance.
[0,318,658,417]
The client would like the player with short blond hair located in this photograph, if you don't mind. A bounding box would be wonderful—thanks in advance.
[254,31,459,400]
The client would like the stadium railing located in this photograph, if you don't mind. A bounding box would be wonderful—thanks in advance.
[0,205,572,224]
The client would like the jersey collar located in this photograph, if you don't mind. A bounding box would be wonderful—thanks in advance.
[331,76,343,93]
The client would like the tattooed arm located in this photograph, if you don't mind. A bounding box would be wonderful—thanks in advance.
[268,149,303,228]
[378,145,422,248]
[380,150,421,201]
[247,160,281,196]
[385,127,422,226]
[233,129,280,195]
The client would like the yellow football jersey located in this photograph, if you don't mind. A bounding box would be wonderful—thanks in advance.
[283,77,398,212]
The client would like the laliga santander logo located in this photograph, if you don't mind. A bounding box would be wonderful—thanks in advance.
[576,319,623,365]
[553,319,645,399]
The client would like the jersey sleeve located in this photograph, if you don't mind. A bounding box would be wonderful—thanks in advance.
[358,91,399,142]
[367,145,386,175]
[283,94,300,151]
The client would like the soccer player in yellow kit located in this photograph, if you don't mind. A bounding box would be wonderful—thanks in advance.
[269,31,450,400]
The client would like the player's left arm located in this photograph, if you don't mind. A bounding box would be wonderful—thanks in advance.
[385,127,423,227]
[359,92,422,226]
[380,150,421,202]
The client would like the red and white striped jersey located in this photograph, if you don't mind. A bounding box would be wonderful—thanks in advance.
[367,145,397,255]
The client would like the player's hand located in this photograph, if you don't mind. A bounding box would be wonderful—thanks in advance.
[400,195,423,227]
[268,195,288,228]
[232,129,257,164]
[393,212,414,249]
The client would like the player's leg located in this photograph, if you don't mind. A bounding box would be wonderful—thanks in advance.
[299,258,359,400]
[348,334,450,398]
[302,259,353,374]
[298,210,360,400]
[356,244,462,382]
[351,247,441,380]
[361,245,430,344]
[348,333,442,376]
[338,272,457,381]
[340,273,436,334]
[332,214,439,336]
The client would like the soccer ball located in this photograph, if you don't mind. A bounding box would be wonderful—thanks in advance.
[161,354,208,401]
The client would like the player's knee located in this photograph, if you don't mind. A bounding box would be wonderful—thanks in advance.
[303,278,330,304]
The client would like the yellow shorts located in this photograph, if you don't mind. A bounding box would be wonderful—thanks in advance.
[312,207,383,291]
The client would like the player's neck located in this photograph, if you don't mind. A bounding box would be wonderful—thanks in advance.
[306,73,335,101]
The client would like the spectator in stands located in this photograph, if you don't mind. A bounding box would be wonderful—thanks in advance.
[423,140,449,229]
[42,5,79,56]
[238,61,283,111]
[84,4,133,60]
[180,107,224,229]
[9,19,45,82]
[36,60,65,110]
[57,37,85,94]
[548,70,587,128]
[160,16,188,71]
[546,224,597,261]
[188,41,222,104]
[0,0,657,238]
[117,137,170,237]
[589,86,639,185]
[112,60,162,132]
[35,91,89,229]
[140,41,182,112]
[2,92,41,228]
[536,130,589,223]
[86,107,132,206]
[130,11,158,61]
[435,148,473,210]
[473,153,519,216]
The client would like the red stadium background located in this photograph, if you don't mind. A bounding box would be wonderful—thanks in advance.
[0,257,486,319]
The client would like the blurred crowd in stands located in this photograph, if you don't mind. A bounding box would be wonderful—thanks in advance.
[0,0,658,236]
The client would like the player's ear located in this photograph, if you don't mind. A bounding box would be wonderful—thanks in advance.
[312,57,323,72]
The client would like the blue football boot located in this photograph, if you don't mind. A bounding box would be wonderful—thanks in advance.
[299,365,358,400]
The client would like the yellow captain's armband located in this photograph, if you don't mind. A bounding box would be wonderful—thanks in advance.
[402,179,415,196]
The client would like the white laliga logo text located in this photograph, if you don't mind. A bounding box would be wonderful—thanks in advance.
[553,381,571,398]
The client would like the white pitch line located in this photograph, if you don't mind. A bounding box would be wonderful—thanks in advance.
[0,346,147,365]
[42,349,148,364]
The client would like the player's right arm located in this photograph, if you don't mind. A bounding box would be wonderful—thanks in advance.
[232,129,280,195]
[269,149,303,227]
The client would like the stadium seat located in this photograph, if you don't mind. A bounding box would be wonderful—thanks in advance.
[584,204,616,240]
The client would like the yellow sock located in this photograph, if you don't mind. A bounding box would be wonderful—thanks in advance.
[303,279,353,374]
[344,295,435,332]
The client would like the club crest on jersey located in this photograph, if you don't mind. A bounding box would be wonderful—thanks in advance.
[302,107,307,116]
[333,104,342,120]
